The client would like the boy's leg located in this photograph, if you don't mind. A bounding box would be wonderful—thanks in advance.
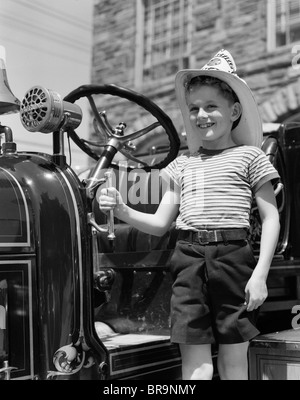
[179,343,213,380]
[217,342,249,380]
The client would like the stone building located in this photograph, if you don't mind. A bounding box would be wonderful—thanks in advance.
[90,0,300,150]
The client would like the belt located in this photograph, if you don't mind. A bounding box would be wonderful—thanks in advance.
[177,228,248,245]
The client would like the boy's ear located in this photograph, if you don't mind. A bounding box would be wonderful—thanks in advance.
[231,102,242,122]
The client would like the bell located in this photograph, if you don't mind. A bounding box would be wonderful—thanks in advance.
[0,46,20,115]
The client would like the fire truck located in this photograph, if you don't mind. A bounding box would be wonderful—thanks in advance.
[0,58,300,380]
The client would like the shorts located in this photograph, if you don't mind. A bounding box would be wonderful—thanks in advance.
[169,237,260,345]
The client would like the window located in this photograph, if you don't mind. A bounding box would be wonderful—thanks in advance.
[135,0,191,87]
[267,0,300,50]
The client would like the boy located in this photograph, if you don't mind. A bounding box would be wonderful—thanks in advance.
[99,50,280,380]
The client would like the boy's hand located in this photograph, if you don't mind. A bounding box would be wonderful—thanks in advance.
[244,274,268,311]
[99,187,123,214]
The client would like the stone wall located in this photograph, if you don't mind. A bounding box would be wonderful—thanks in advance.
[92,0,136,86]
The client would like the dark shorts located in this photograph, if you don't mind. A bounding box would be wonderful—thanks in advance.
[169,238,260,345]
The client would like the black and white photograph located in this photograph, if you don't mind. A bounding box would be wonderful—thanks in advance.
[0,0,300,383]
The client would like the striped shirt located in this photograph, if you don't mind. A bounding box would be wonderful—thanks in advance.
[161,145,280,231]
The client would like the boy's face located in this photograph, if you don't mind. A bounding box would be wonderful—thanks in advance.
[187,84,241,149]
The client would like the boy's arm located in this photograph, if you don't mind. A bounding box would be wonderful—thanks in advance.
[99,186,180,237]
[245,180,280,311]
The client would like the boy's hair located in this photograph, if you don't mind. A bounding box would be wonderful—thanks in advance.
[185,75,241,128]
[185,76,240,104]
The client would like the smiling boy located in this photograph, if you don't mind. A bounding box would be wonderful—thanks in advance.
[99,50,280,380]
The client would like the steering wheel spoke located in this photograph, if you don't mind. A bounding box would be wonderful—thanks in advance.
[108,122,160,146]
[88,96,113,138]
[118,148,149,167]
[93,117,110,145]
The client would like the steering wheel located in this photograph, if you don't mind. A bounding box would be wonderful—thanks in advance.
[64,84,180,172]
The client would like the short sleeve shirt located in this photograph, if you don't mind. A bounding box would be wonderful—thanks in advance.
[161,145,280,231]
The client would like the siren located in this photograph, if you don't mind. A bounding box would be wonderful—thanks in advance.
[20,86,82,133]
[0,46,20,115]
